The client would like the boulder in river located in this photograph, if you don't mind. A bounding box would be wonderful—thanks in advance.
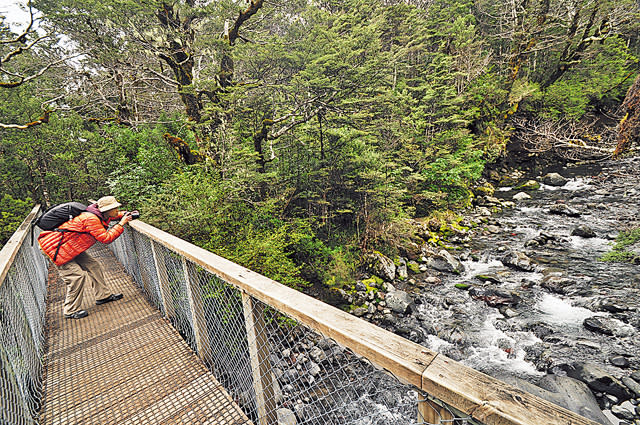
[516,180,541,191]
[562,362,633,401]
[513,191,532,201]
[572,225,597,238]
[500,374,614,425]
[365,251,396,281]
[385,290,414,314]
[543,172,569,186]
[549,203,581,217]
[469,287,521,307]
[426,249,465,274]
[502,251,536,272]
[584,317,614,335]
[541,275,574,294]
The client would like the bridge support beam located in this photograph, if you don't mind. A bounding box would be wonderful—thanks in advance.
[418,393,454,424]
[242,293,277,425]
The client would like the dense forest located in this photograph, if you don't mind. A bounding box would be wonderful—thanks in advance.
[1,0,639,293]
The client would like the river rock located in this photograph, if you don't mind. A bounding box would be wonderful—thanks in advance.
[612,400,637,421]
[517,180,541,191]
[572,225,597,238]
[282,369,299,383]
[622,376,640,397]
[277,407,297,425]
[308,346,327,364]
[610,356,631,368]
[352,307,367,317]
[500,374,613,424]
[365,252,396,281]
[563,362,633,401]
[502,251,535,272]
[549,203,581,217]
[469,287,521,307]
[397,257,408,280]
[426,249,465,274]
[513,191,532,201]
[584,317,614,335]
[541,275,574,294]
[584,316,636,338]
[474,182,496,197]
[385,290,414,314]
[543,172,569,186]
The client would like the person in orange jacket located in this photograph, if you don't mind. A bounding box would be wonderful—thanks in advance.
[38,196,134,319]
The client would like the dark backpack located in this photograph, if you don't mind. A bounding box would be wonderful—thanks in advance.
[32,202,89,262]
[36,202,88,230]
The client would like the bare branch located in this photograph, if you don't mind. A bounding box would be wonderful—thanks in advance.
[0,52,86,88]
[0,111,50,130]
[0,0,34,45]
[270,92,337,139]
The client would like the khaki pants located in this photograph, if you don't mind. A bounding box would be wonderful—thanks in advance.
[57,251,113,315]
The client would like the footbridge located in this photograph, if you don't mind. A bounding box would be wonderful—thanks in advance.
[2,205,601,425]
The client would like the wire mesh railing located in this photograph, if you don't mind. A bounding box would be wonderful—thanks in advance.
[1,207,601,425]
[111,227,447,425]
[110,221,600,425]
[0,206,48,425]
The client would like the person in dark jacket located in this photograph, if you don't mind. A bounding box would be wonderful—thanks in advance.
[38,196,134,319]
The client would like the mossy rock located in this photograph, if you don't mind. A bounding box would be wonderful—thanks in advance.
[407,261,420,274]
[497,176,518,187]
[474,183,495,197]
[455,283,472,290]
[361,275,383,288]
[515,180,541,191]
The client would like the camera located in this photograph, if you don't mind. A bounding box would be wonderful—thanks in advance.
[129,211,140,219]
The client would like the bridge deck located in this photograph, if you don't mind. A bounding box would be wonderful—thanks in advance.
[39,245,252,425]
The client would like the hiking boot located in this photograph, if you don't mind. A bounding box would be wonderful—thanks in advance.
[96,293,124,305]
[65,310,88,319]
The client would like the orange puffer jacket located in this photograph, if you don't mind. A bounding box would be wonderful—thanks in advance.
[38,211,125,266]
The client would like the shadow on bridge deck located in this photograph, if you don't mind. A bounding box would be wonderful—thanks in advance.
[39,244,252,425]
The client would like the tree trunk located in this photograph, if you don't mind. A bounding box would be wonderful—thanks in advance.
[614,73,640,157]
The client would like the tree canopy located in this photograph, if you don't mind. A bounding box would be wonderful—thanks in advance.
[1,0,639,284]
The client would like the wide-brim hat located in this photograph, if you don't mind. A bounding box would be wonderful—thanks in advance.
[97,196,122,212]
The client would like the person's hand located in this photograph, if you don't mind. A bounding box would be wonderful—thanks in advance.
[119,212,133,226]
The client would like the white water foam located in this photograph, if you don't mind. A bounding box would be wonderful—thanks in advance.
[462,313,543,378]
[568,236,611,253]
[540,177,592,192]
[535,293,596,327]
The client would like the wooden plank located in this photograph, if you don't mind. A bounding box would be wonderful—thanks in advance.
[130,220,601,425]
[421,355,601,425]
[41,244,252,425]
[0,204,40,286]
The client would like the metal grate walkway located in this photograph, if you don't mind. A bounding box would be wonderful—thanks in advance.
[39,244,252,425]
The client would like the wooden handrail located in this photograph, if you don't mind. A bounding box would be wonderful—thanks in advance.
[0,204,41,287]
[129,220,600,425]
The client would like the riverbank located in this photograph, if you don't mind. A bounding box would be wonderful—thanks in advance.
[338,156,640,424]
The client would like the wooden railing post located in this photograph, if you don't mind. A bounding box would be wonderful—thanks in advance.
[241,292,277,425]
[181,257,213,363]
[150,240,175,319]
[418,393,454,424]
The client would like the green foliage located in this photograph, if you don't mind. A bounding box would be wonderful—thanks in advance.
[106,123,182,205]
[0,195,32,248]
[601,228,640,263]
[3,0,639,294]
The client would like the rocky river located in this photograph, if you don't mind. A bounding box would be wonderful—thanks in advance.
[343,156,640,424]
